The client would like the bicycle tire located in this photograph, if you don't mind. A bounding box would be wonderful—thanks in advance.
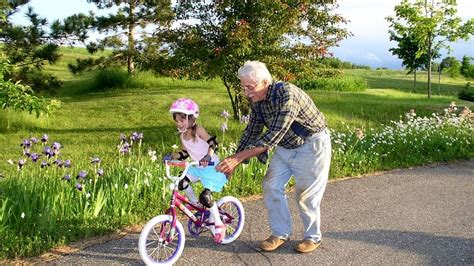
[138,214,185,265]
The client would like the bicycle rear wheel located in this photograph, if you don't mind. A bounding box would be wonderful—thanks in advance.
[138,214,185,265]
[217,196,245,244]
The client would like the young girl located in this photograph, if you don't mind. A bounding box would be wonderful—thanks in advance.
[164,98,228,243]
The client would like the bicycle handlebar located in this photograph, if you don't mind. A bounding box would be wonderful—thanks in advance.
[164,160,214,182]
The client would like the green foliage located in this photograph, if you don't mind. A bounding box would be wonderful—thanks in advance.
[59,0,174,74]
[460,55,473,78]
[458,82,474,102]
[144,1,351,118]
[465,65,474,79]
[295,76,368,92]
[0,3,63,91]
[387,31,434,73]
[0,57,60,117]
[440,56,459,71]
[317,57,371,70]
[445,58,462,78]
[92,68,133,91]
[386,0,474,98]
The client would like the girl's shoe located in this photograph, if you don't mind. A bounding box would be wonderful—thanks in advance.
[213,224,226,244]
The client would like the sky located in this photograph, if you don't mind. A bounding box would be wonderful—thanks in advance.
[9,0,474,69]
[330,0,474,69]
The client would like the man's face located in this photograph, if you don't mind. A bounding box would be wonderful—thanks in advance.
[240,75,268,103]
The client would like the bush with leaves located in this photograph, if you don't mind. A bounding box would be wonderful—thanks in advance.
[0,57,60,117]
[458,82,474,102]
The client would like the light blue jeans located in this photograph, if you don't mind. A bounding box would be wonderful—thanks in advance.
[263,129,331,242]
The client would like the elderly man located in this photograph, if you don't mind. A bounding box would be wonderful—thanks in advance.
[216,61,332,253]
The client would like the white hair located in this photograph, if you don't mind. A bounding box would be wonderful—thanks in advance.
[237,61,273,84]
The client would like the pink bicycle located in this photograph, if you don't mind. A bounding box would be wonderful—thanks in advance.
[138,161,245,265]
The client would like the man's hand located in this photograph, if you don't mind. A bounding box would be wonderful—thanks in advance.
[216,156,241,176]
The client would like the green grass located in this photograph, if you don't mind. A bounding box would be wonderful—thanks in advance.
[0,47,473,259]
[345,68,473,96]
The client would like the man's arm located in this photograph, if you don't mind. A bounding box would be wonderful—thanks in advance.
[216,146,268,176]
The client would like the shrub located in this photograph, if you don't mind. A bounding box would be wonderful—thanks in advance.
[458,82,474,102]
[92,68,133,91]
[295,76,368,92]
[464,65,474,79]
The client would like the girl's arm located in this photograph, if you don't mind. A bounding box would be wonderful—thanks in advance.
[196,125,215,165]
[171,141,189,160]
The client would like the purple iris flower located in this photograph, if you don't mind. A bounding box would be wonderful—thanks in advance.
[18,159,26,169]
[97,168,104,177]
[30,153,41,162]
[130,132,143,142]
[52,142,61,151]
[221,110,230,119]
[53,159,63,167]
[20,139,31,149]
[64,159,71,168]
[63,174,71,182]
[90,157,101,164]
[30,137,38,144]
[119,133,127,143]
[76,171,87,179]
[41,160,50,168]
[75,183,83,191]
[43,146,56,158]
[220,122,228,132]
[41,134,48,143]
[119,143,131,155]
[23,149,31,157]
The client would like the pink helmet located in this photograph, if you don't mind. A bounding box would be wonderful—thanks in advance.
[169,98,199,118]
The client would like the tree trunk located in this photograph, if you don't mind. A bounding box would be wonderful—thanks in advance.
[413,68,417,92]
[425,0,432,99]
[222,76,239,119]
[127,1,135,74]
[438,65,441,93]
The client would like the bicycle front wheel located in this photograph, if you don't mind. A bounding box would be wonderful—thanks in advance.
[138,214,185,265]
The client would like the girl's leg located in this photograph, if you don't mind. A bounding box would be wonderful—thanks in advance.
[201,189,226,243]
[183,186,198,203]
[181,173,200,203]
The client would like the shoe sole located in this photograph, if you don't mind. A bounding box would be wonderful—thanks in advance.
[259,240,288,252]
[294,242,321,253]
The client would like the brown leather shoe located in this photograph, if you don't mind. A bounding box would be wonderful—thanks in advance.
[295,239,321,253]
[259,236,289,252]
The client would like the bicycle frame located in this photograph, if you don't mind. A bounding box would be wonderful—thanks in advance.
[160,160,235,243]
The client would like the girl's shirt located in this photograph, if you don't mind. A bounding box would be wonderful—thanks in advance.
[180,134,219,163]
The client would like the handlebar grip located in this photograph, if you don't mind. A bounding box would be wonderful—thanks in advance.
[166,160,187,167]
[165,160,214,167]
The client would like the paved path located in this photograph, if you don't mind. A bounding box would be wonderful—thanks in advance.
[48,160,473,265]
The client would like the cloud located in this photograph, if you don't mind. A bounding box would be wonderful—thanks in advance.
[366,53,382,62]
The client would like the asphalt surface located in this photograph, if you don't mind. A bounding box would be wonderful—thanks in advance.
[48,159,473,265]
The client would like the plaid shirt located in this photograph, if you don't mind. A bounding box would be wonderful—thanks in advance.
[236,82,327,163]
